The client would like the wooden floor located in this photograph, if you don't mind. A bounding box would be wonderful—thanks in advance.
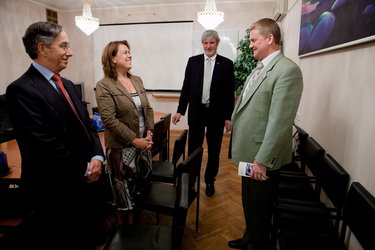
[139,130,245,250]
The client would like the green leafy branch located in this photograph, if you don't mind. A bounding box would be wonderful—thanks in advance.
[234,28,257,95]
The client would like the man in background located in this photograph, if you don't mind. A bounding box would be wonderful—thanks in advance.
[172,30,234,197]
[6,21,108,249]
[228,18,303,250]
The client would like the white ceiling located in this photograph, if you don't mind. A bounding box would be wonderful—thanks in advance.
[30,0,257,12]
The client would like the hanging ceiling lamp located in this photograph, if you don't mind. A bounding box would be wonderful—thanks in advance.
[197,0,224,30]
[75,0,99,36]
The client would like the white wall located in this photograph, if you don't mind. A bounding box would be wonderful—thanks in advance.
[281,0,375,196]
[0,0,46,93]
[281,0,375,248]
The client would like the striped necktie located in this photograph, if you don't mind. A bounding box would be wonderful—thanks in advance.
[242,61,264,98]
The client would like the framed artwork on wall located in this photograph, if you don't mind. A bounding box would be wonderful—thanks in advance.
[299,0,375,57]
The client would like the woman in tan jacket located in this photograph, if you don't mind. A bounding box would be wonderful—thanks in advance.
[95,40,154,224]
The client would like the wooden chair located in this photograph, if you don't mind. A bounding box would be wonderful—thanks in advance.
[104,173,189,250]
[139,147,203,232]
[272,154,350,248]
[151,113,171,161]
[178,147,203,232]
[280,124,309,172]
[276,136,326,202]
[151,129,188,183]
[159,113,171,161]
[151,119,165,160]
[278,182,375,250]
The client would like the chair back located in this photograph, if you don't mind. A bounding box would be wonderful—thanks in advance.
[341,182,375,250]
[161,113,171,160]
[293,125,309,159]
[301,137,325,176]
[177,147,203,232]
[152,119,164,143]
[160,113,171,127]
[172,173,189,250]
[282,125,309,172]
[178,147,203,190]
[171,129,188,166]
[151,113,171,160]
[318,154,349,209]
[315,154,350,231]
[151,119,165,157]
[174,173,189,209]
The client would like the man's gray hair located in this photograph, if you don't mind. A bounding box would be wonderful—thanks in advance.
[22,21,62,60]
[201,30,220,44]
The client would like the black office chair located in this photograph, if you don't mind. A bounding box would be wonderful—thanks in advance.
[272,154,350,247]
[278,182,375,250]
[139,147,203,232]
[151,129,188,183]
[104,173,189,250]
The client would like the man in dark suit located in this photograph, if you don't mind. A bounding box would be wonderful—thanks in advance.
[6,22,108,249]
[172,30,234,197]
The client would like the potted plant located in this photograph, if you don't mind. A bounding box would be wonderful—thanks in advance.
[234,28,257,96]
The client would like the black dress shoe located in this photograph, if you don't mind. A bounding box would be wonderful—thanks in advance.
[228,238,243,249]
[205,183,215,197]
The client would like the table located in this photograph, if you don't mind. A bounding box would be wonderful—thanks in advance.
[0,139,21,179]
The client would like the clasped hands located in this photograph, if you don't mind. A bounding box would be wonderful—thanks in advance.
[132,131,153,151]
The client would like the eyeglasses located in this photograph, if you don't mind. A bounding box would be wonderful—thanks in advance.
[59,42,71,52]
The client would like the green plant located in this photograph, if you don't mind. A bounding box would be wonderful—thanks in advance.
[234,28,257,95]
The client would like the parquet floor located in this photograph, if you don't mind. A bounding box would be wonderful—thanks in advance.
[140,130,245,250]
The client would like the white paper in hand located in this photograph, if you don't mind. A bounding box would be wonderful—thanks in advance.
[238,161,253,177]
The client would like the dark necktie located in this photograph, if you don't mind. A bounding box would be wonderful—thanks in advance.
[52,74,91,141]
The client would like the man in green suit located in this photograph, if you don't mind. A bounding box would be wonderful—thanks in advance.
[228,18,303,250]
